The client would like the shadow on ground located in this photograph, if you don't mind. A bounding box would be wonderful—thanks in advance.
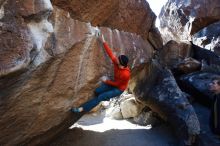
[49,124,179,146]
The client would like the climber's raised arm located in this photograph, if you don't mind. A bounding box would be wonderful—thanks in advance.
[99,34,118,65]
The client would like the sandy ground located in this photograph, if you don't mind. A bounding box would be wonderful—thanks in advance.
[49,110,179,146]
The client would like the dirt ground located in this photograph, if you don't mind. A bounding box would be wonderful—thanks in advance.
[49,111,179,146]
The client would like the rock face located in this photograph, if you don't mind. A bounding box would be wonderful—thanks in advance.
[0,0,53,77]
[120,95,145,119]
[191,43,220,66]
[133,109,161,126]
[102,93,145,120]
[159,40,192,68]
[129,60,200,142]
[193,21,220,55]
[51,0,157,41]
[179,72,219,107]
[175,57,201,74]
[148,26,163,50]
[159,0,220,43]
[0,0,155,145]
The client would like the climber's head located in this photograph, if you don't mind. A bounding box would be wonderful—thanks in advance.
[210,77,220,94]
[118,55,129,68]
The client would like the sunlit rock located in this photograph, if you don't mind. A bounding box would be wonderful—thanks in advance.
[106,104,123,120]
[159,0,220,43]
[104,93,145,120]
[120,95,145,119]
[192,21,220,55]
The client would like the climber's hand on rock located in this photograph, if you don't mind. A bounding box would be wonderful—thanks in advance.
[95,27,101,37]
[99,34,105,43]
[96,30,101,37]
[101,34,106,42]
[101,76,108,82]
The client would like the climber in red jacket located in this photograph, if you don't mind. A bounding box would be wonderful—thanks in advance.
[71,34,130,113]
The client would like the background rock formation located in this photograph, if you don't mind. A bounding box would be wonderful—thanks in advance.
[159,0,220,43]
[193,21,220,55]
[191,43,220,66]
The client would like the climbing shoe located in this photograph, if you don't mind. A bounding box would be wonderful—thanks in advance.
[70,107,83,113]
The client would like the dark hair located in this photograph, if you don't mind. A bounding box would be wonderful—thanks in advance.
[212,77,220,85]
[217,81,220,85]
[118,55,129,67]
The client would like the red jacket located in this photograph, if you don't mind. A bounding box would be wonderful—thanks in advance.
[103,42,130,91]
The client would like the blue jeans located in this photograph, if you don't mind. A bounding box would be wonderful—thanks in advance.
[82,83,123,112]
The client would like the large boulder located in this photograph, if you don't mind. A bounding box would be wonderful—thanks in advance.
[179,71,220,107]
[175,57,201,74]
[0,1,155,145]
[191,43,220,66]
[129,60,200,143]
[193,21,220,55]
[159,40,192,68]
[148,26,163,50]
[103,93,145,120]
[51,0,157,40]
[0,0,53,77]
[159,0,220,43]
[120,94,145,119]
